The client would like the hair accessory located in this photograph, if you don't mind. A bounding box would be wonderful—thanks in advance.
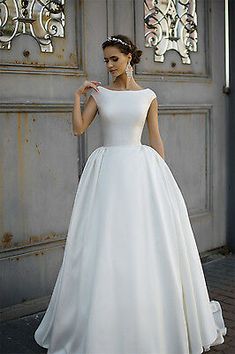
[106,36,131,49]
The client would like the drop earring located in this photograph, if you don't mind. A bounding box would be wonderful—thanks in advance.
[125,60,133,80]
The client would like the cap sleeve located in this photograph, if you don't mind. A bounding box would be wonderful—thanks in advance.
[90,88,99,105]
[149,89,157,104]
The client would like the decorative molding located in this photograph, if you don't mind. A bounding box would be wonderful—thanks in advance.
[0,67,85,76]
[0,101,85,112]
[133,0,211,80]
[0,103,212,235]
[0,102,72,112]
[157,104,212,218]
[0,102,71,259]
[0,0,65,52]
[0,1,84,76]
[0,236,65,260]
[144,0,198,64]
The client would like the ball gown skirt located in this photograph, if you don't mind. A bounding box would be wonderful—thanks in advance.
[34,86,227,354]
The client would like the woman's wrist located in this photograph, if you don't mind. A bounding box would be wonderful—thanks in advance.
[74,90,83,98]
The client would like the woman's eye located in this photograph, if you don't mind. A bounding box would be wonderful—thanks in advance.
[104,58,118,63]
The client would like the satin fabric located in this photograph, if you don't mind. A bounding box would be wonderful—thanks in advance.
[34,86,227,354]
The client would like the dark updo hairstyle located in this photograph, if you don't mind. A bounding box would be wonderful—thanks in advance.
[102,34,143,67]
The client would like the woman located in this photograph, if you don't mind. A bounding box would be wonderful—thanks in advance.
[34,34,227,354]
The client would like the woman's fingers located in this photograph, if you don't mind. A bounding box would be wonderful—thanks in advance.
[89,82,100,91]
[90,80,102,85]
[77,80,101,94]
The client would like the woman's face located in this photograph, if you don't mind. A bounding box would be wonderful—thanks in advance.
[103,46,131,78]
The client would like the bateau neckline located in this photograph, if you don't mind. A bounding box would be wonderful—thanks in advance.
[99,86,150,92]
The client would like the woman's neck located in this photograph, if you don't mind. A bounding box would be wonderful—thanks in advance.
[112,76,140,90]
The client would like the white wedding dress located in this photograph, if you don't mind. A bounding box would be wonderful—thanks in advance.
[34,86,227,354]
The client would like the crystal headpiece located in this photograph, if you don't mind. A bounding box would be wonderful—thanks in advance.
[106,36,131,49]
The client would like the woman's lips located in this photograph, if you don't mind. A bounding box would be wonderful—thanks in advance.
[110,70,117,73]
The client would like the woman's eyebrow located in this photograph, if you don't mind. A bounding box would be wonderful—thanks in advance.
[104,56,118,59]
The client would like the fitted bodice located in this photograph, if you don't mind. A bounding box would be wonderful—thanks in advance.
[90,86,157,146]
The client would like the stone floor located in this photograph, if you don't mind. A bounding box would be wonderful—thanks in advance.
[202,253,235,354]
[0,253,234,354]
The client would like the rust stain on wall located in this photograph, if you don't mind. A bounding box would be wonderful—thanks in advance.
[0,232,63,250]
[69,52,77,65]
[24,113,29,143]
[1,232,13,248]
[17,112,25,235]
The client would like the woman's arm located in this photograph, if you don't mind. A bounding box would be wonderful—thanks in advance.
[72,80,100,136]
[146,98,165,160]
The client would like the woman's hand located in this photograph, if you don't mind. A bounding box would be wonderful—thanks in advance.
[75,80,101,96]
